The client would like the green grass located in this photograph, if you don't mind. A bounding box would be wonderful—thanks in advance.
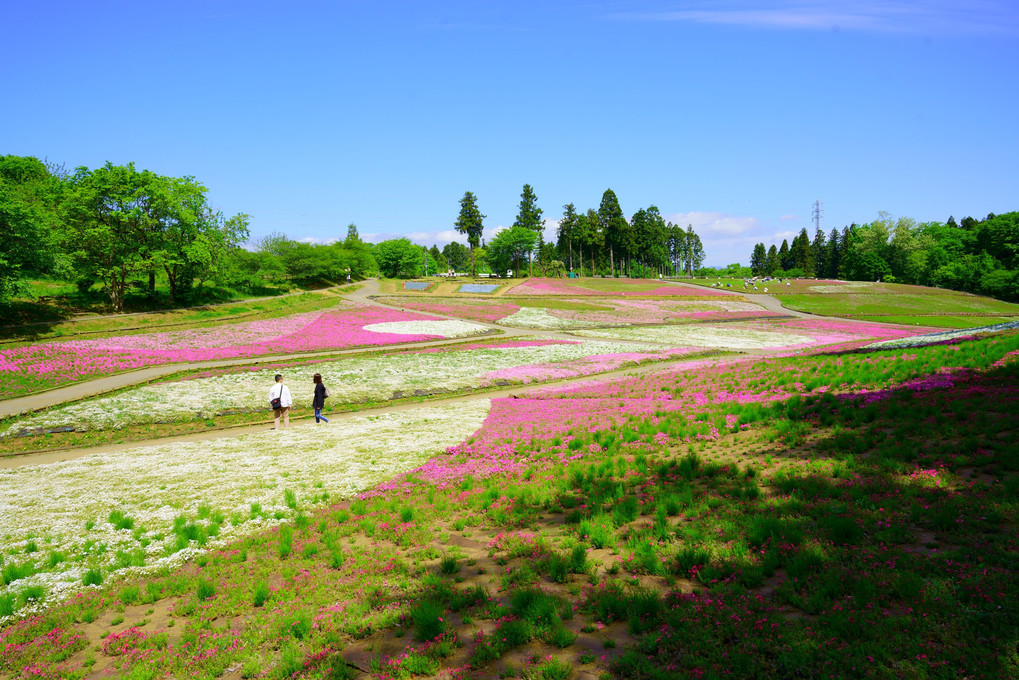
[775,289,1019,325]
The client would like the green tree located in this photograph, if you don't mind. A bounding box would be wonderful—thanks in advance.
[375,238,424,278]
[631,206,669,275]
[682,225,705,276]
[765,245,779,274]
[750,243,767,275]
[63,163,169,310]
[556,203,579,273]
[454,191,485,277]
[442,241,470,272]
[513,183,543,275]
[778,239,791,271]
[486,226,540,277]
[598,189,626,276]
[790,228,813,275]
[0,156,68,299]
[344,224,362,248]
[669,225,687,276]
[578,208,603,276]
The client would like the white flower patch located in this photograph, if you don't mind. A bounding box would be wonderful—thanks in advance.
[497,307,616,329]
[863,320,1019,349]
[362,319,490,337]
[5,339,661,433]
[573,325,812,349]
[809,282,873,294]
[0,401,490,610]
[668,300,765,312]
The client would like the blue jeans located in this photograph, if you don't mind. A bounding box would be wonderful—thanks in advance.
[315,408,329,423]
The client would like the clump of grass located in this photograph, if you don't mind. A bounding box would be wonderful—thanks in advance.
[119,585,140,605]
[108,510,134,531]
[196,579,216,601]
[253,581,270,607]
[411,600,446,641]
[82,569,103,586]
[440,555,460,575]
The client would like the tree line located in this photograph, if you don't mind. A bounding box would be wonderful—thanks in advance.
[454,185,706,279]
[748,211,1019,301]
[1,156,710,312]
[0,155,383,310]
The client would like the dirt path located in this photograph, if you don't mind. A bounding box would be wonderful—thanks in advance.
[0,352,746,469]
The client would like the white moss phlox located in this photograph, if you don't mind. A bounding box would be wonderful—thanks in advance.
[362,320,489,337]
[574,325,812,349]
[0,400,490,610]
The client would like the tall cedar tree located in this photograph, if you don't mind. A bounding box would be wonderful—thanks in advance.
[766,244,779,274]
[750,243,767,275]
[512,184,543,275]
[811,228,827,278]
[598,189,626,276]
[454,191,485,277]
[556,203,579,273]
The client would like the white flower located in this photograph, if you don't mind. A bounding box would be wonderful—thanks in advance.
[0,401,491,608]
[362,320,489,337]
[572,325,812,349]
[497,307,620,329]
[5,339,671,434]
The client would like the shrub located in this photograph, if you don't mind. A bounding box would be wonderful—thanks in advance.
[82,569,103,586]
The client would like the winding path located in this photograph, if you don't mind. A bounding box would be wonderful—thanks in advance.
[1,278,927,465]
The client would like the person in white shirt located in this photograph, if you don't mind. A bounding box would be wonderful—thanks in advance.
[269,374,293,429]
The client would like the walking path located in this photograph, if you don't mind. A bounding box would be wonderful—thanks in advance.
[0,280,692,419]
[0,351,742,469]
[1,278,933,462]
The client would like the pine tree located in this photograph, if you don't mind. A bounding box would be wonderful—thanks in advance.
[598,189,625,276]
[513,184,543,275]
[557,203,578,274]
[750,243,767,275]
[766,245,779,274]
[454,191,485,278]
[811,228,827,278]
[778,239,792,270]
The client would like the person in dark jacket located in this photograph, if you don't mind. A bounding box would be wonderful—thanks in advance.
[312,373,330,423]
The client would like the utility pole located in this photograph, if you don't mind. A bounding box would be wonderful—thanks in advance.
[812,199,824,233]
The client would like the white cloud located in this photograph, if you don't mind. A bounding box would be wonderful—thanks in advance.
[606,1,1017,35]
[297,236,339,245]
[664,211,759,236]
[780,214,800,221]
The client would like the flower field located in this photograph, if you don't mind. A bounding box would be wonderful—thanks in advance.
[377,295,778,328]
[2,326,1016,679]
[2,272,1017,680]
[575,317,934,351]
[0,304,490,398]
[0,401,490,614]
[3,339,702,435]
[508,277,730,296]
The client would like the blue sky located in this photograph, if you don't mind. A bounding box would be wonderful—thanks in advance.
[2,1,1017,266]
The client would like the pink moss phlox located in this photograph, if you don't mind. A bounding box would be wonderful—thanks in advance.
[0,305,448,389]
